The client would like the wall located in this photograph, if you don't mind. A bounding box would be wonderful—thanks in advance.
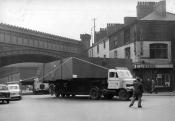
[109,41,171,65]
[88,38,109,58]
[109,42,135,60]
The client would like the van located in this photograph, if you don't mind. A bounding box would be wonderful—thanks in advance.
[8,84,22,100]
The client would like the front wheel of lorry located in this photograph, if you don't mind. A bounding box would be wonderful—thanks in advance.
[89,87,101,100]
[118,89,129,101]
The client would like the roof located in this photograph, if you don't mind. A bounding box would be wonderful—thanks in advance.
[141,11,175,21]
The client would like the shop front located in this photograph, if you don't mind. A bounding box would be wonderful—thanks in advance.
[133,63,174,92]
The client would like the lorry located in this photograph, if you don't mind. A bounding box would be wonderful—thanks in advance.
[43,57,135,100]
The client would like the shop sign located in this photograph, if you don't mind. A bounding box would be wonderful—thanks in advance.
[134,64,155,68]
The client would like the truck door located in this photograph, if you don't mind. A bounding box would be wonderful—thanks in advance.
[107,72,119,89]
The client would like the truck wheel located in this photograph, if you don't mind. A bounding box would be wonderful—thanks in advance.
[118,89,129,101]
[89,87,101,100]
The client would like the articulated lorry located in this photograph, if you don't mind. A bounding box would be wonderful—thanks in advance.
[44,57,135,100]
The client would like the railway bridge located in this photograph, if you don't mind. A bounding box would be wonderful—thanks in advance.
[0,23,90,67]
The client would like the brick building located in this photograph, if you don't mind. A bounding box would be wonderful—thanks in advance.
[109,0,175,91]
[88,0,175,91]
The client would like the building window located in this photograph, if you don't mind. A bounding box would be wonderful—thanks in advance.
[125,47,130,59]
[92,48,93,57]
[89,50,91,57]
[114,50,117,58]
[97,45,99,54]
[124,28,130,43]
[103,41,106,49]
[150,43,168,59]
[113,41,118,47]
[104,55,106,58]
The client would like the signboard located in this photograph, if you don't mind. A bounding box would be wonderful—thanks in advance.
[134,64,155,68]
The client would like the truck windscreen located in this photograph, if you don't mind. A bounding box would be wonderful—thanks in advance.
[117,70,133,79]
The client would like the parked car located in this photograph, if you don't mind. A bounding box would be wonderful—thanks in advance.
[0,84,10,104]
[8,84,22,100]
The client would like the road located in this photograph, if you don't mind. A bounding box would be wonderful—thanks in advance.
[0,95,175,121]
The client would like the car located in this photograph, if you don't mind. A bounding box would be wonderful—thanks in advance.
[0,84,10,104]
[8,84,22,100]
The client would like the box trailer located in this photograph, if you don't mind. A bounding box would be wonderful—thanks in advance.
[44,57,135,100]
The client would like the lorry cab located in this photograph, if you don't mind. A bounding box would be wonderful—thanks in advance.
[107,67,135,90]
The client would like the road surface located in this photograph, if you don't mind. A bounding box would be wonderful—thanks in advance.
[0,95,175,121]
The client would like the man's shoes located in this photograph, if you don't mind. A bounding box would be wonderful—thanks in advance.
[129,104,133,107]
[138,105,142,108]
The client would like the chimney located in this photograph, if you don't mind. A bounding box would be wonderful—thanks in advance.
[107,23,124,35]
[137,1,156,19]
[154,0,166,17]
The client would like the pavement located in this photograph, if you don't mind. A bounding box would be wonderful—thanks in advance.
[143,91,175,96]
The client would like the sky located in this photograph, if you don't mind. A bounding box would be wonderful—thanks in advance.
[0,0,175,40]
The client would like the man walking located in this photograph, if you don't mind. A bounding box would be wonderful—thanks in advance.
[151,79,158,94]
[129,78,144,108]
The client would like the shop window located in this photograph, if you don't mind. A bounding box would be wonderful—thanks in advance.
[155,73,170,87]
[150,43,168,59]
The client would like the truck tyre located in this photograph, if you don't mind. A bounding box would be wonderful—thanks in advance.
[118,89,129,101]
[89,87,101,100]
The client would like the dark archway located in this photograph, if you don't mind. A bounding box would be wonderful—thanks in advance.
[0,54,59,67]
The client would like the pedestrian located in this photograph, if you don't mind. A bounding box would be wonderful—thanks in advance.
[49,83,55,96]
[129,77,144,108]
[151,79,157,94]
[146,78,151,93]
